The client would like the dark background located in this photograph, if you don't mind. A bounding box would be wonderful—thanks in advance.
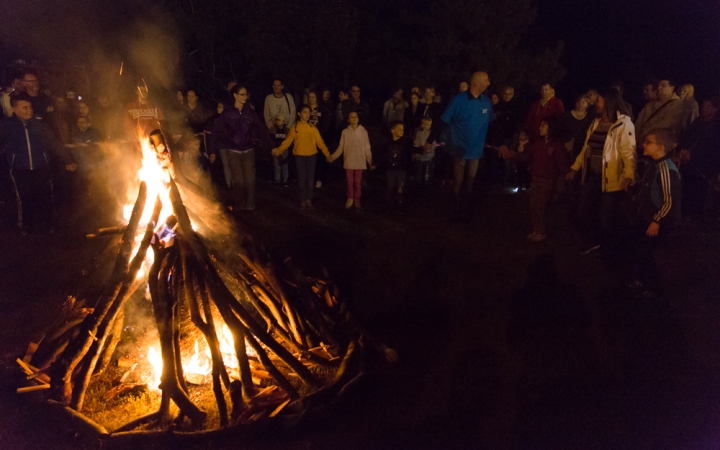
[0,0,718,109]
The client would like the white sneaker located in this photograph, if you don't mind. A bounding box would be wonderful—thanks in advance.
[315,180,322,188]
[345,198,354,209]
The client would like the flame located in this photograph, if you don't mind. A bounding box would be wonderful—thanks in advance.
[184,340,210,376]
[124,134,173,225]
[146,346,162,391]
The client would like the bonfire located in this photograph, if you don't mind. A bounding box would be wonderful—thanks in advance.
[16,128,396,445]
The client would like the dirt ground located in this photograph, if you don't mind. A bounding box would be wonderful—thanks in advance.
[1,160,719,450]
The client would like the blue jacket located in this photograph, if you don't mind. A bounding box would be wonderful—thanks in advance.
[1,115,64,170]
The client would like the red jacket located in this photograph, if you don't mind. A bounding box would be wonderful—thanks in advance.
[517,139,569,180]
[525,97,565,142]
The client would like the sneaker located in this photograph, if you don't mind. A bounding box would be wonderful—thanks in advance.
[315,180,322,188]
[345,198,354,209]
[579,244,601,255]
[354,198,362,209]
[283,182,289,188]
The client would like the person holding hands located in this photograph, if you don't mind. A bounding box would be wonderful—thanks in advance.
[328,112,374,209]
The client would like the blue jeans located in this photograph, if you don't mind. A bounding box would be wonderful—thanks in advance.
[273,150,289,183]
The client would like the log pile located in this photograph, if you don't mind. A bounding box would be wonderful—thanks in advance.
[17,151,396,444]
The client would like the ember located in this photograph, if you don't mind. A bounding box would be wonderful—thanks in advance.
[18,129,396,442]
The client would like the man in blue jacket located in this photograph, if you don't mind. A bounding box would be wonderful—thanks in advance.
[1,93,75,233]
[426,71,494,218]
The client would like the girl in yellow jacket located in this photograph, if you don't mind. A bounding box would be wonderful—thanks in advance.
[272,105,331,210]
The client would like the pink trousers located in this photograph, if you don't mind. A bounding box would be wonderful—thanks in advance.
[345,169,364,199]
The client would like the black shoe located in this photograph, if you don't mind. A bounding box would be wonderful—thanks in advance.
[579,244,601,255]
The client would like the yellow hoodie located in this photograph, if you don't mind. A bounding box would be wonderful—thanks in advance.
[273,122,330,158]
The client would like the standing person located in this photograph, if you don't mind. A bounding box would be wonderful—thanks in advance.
[525,82,565,142]
[560,94,594,160]
[341,85,370,125]
[628,128,681,298]
[610,81,633,119]
[269,114,290,186]
[485,86,520,187]
[677,97,720,221]
[678,83,700,134]
[124,83,164,138]
[263,78,296,129]
[382,121,411,209]
[1,93,75,233]
[307,90,331,188]
[20,69,54,122]
[403,92,423,139]
[566,88,637,255]
[420,86,441,121]
[2,70,24,117]
[321,88,335,128]
[425,71,494,218]
[94,94,122,141]
[334,88,349,135]
[586,89,598,114]
[412,117,435,186]
[328,111,373,209]
[210,85,274,212]
[502,117,569,242]
[382,88,408,129]
[635,78,684,140]
[272,105,331,210]
[184,89,211,134]
[458,81,469,93]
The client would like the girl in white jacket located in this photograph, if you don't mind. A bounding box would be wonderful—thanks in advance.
[329,112,374,209]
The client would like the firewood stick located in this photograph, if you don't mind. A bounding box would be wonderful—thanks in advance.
[70,196,162,411]
[51,182,147,405]
[85,225,126,238]
[149,247,207,425]
[151,247,206,426]
[168,178,320,389]
[94,308,124,375]
[241,284,290,337]
[198,275,231,389]
[249,284,290,334]
[17,384,50,393]
[179,244,228,428]
[112,410,163,433]
[244,333,299,400]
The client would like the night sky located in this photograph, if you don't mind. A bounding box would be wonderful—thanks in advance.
[1,0,718,104]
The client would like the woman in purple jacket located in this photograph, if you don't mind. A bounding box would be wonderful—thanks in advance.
[210,84,274,211]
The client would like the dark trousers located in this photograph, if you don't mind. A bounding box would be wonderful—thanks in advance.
[386,168,406,205]
[578,172,625,248]
[414,160,432,185]
[295,154,317,203]
[529,177,556,235]
[10,167,55,230]
[434,147,453,181]
[628,221,664,294]
[226,149,255,210]
[516,162,531,189]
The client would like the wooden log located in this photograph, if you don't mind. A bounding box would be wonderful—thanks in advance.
[45,399,109,438]
[17,384,50,393]
[94,308,124,375]
[86,225,126,239]
[151,247,207,426]
[71,196,162,411]
[244,333,299,400]
[168,179,320,390]
[50,182,147,405]
[179,241,229,428]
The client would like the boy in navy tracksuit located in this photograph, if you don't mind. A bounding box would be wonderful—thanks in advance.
[629,128,681,297]
[1,94,74,233]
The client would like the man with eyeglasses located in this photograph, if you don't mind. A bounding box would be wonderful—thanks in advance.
[263,78,296,129]
[341,85,370,125]
[20,69,54,121]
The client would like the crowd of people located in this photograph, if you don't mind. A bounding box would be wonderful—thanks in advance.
[0,65,718,299]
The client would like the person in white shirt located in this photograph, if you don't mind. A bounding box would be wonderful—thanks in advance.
[263,78,296,129]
